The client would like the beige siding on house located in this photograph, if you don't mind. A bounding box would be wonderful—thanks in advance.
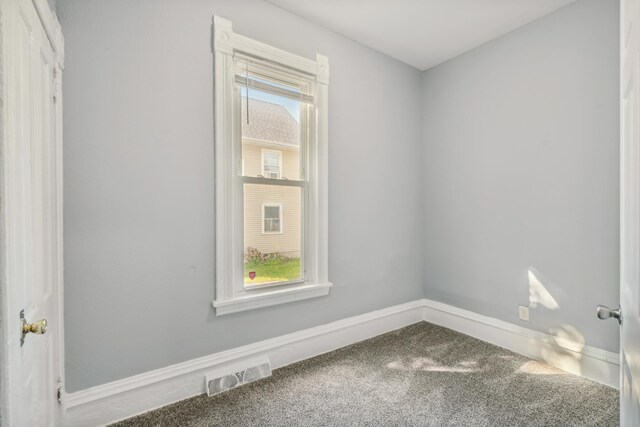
[242,142,301,257]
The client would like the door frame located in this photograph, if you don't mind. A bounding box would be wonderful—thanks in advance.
[0,0,65,423]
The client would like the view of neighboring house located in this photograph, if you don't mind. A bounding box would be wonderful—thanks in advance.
[242,98,302,262]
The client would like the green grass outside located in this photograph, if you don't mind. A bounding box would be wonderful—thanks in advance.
[244,257,301,285]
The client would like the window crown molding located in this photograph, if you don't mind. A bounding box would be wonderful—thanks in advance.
[212,15,233,55]
[212,15,329,84]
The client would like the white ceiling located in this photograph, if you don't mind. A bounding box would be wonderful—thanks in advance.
[265,0,577,70]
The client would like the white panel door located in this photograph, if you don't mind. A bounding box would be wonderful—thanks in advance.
[0,0,64,426]
[621,0,640,424]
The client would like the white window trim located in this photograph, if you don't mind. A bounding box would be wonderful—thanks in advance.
[212,15,331,316]
[262,203,283,234]
[261,148,282,179]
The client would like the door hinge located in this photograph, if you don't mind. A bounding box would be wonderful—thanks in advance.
[19,310,25,347]
[52,68,59,103]
[57,381,63,403]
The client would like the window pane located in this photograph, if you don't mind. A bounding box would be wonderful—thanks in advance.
[264,152,280,166]
[239,87,302,181]
[264,206,280,219]
[262,150,281,179]
[264,166,279,177]
[264,218,280,233]
[244,183,302,287]
[264,205,281,233]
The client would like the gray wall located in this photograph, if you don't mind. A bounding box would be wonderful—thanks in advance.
[57,0,424,391]
[58,0,620,393]
[422,0,620,352]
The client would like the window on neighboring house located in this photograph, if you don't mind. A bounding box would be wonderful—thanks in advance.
[263,204,282,234]
[213,16,331,316]
[262,150,282,179]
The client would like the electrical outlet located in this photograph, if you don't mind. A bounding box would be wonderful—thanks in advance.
[518,305,530,321]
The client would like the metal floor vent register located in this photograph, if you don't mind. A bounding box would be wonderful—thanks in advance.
[206,361,272,397]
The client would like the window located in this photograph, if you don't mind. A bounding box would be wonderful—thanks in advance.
[262,204,282,234]
[262,150,281,179]
[213,16,331,315]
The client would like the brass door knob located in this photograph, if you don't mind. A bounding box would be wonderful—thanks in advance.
[19,310,47,346]
[22,318,47,335]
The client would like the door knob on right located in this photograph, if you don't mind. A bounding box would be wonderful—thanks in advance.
[596,305,622,325]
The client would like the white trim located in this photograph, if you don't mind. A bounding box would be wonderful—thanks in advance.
[213,15,242,315]
[213,15,331,315]
[421,299,620,389]
[54,61,66,418]
[261,148,282,179]
[262,202,283,234]
[32,0,64,67]
[59,299,619,426]
[0,0,65,424]
[60,300,424,426]
[214,282,331,316]
[243,176,304,188]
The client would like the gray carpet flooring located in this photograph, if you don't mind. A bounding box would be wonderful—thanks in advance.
[112,322,619,426]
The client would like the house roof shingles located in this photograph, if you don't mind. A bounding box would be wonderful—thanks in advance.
[241,98,299,146]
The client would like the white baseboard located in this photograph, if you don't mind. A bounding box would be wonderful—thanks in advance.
[60,300,424,427]
[60,298,619,426]
[421,298,620,389]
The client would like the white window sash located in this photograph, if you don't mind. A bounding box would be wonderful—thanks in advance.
[234,75,314,104]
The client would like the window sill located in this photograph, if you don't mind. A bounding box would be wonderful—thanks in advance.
[212,282,333,316]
